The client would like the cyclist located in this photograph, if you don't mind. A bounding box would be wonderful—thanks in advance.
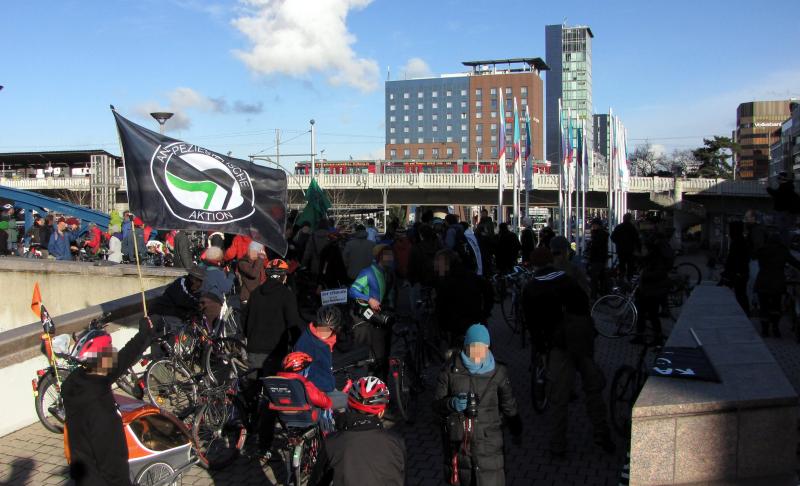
[754,231,800,337]
[633,232,673,345]
[550,236,590,297]
[294,305,349,410]
[62,317,154,485]
[324,377,405,486]
[349,244,394,378]
[522,247,614,458]
[433,324,521,486]
[434,249,493,347]
[611,213,640,281]
[243,257,304,456]
[148,267,206,357]
[200,246,235,299]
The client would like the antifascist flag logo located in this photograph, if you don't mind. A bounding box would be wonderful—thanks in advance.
[151,143,255,223]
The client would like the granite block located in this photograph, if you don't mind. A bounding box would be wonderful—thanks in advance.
[737,406,797,478]
[674,413,738,483]
[630,418,675,485]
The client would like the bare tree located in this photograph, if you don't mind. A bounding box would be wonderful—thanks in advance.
[667,149,701,177]
[53,189,90,207]
[629,142,667,176]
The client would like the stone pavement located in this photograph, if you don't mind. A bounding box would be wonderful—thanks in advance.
[3,284,798,486]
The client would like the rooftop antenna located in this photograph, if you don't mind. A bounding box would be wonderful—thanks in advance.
[387,66,391,81]
[563,17,568,26]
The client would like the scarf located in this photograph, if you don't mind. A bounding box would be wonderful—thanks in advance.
[310,323,337,351]
[460,350,495,375]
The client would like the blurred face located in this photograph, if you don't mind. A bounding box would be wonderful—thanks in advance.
[434,254,450,277]
[466,343,488,363]
[188,276,203,292]
[200,296,222,320]
[96,346,118,374]
[379,251,394,268]
[248,249,259,260]
[57,221,66,232]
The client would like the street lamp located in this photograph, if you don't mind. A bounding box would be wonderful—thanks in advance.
[310,119,316,179]
[150,112,174,135]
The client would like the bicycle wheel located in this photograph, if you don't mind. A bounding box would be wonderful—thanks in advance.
[193,396,245,470]
[35,369,69,433]
[145,360,197,419]
[673,262,702,289]
[530,352,549,413]
[203,338,248,385]
[388,357,417,424]
[592,295,637,338]
[116,366,144,400]
[609,365,640,438]
[292,430,322,486]
[135,461,181,486]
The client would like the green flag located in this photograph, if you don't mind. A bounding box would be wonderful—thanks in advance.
[296,178,331,229]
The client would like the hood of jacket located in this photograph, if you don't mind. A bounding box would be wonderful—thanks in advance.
[257,278,286,296]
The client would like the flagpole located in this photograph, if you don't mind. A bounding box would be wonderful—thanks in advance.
[110,106,149,318]
[497,91,505,227]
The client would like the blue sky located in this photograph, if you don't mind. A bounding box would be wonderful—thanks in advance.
[1,0,799,166]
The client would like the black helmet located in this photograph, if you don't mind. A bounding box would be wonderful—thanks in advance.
[316,305,342,330]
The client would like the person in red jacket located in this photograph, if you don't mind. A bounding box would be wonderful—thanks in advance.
[83,223,103,255]
[225,234,253,262]
[276,351,332,411]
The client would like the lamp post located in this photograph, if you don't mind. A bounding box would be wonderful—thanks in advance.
[150,112,173,135]
[310,119,316,179]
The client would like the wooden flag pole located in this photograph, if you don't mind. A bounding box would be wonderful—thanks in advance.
[129,220,149,317]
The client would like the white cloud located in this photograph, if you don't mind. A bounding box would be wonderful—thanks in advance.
[231,0,379,92]
[133,87,263,131]
[400,57,432,79]
[168,87,226,113]
[356,146,385,160]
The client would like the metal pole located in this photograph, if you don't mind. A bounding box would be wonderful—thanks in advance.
[310,119,316,179]
[275,129,280,170]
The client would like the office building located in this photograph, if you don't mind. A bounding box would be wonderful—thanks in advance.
[545,23,594,167]
[384,58,547,163]
[734,100,794,179]
[768,102,800,185]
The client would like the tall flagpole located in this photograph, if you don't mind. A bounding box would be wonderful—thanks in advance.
[512,97,520,233]
[497,91,506,227]
[524,104,532,222]
[558,98,564,236]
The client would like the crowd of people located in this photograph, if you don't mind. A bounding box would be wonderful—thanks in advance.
[26,173,800,485]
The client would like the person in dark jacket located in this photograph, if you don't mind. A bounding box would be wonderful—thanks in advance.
[407,224,441,288]
[610,213,640,280]
[172,230,193,269]
[633,233,674,344]
[433,325,522,486]
[343,225,375,282]
[302,220,331,277]
[294,305,348,410]
[434,249,493,347]
[722,221,751,316]
[495,223,521,274]
[237,241,266,304]
[200,246,235,298]
[755,232,800,337]
[319,232,349,289]
[325,376,405,486]
[121,217,146,262]
[63,317,153,486]
[767,171,800,245]
[520,218,537,264]
[588,219,610,298]
[522,247,614,458]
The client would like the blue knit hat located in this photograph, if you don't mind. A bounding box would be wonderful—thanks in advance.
[464,324,490,346]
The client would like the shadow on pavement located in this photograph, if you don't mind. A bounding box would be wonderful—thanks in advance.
[0,458,34,486]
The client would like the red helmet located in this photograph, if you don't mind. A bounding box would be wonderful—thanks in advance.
[266,259,289,278]
[282,351,313,373]
[73,330,112,362]
[347,376,390,415]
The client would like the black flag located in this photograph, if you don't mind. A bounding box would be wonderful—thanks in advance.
[113,110,288,255]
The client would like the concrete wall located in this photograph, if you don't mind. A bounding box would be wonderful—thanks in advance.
[0,258,185,333]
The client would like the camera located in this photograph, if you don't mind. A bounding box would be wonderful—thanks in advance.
[359,306,396,329]
[465,392,479,418]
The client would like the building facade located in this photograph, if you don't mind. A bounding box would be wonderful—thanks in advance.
[767,102,800,186]
[384,58,547,163]
[734,100,794,179]
[545,24,594,167]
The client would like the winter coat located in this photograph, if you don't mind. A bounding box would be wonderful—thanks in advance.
[26,224,46,246]
[49,231,74,260]
[433,354,520,478]
[237,256,265,302]
[149,276,200,319]
[407,238,441,286]
[767,181,800,214]
[84,227,102,254]
[366,226,379,242]
[108,236,122,263]
[520,228,536,263]
[275,371,332,410]
[172,231,193,269]
[523,266,593,355]
[343,230,375,280]
[495,230,521,273]
[392,235,413,279]
[589,228,609,263]
[302,229,330,275]
[610,222,640,256]
[349,263,386,303]
[723,236,750,283]
[319,240,348,288]
[200,265,235,298]
[639,241,674,298]
[225,235,252,262]
[755,240,800,295]
[435,268,493,337]
[121,229,145,260]
[293,325,335,392]
[242,279,304,356]
[325,411,405,486]
[62,319,153,486]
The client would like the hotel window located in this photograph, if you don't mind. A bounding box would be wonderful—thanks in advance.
[461,113,467,119]
[446,136,453,142]
[461,89,467,96]
[490,88,496,95]
[491,112,496,118]
[432,148,439,158]
[390,116,395,122]
[404,138,410,144]
[403,127,409,133]
[417,115,423,121]
[417,137,424,143]
[461,136,467,142]
[432,102,438,109]
[476,100,482,108]
[446,102,452,108]
[505,111,511,118]
[521,98,527,106]
[404,149,410,157]
[491,135,497,142]
[461,124,467,131]
[490,123,497,132]
[491,147,498,156]
[417,126,423,132]
[490,99,497,109]
[521,87,527,95]
[390,127,395,133]
[389,93,395,100]
[403,92,409,99]
[403,104,409,111]
[475,88,482,97]
[476,112,482,119]
[477,147,483,157]
[432,91,438,98]
[417,103,423,109]
[505,98,511,108]
[389,149,396,158]
[476,135,483,143]
[402,115,408,122]
[474,124,481,133]
[505,87,512,95]
[389,138,396,144]
[432,126,438,132]
[432,114,438,120]
[390,104,395,111]
[418,91,423,98]
[461,101,466,108]
[446,125,452,132]
[446,113,452,120]
[461,147,468,155]
[446,90,452,97]
[446,147,454,157]
[418,148,425,157]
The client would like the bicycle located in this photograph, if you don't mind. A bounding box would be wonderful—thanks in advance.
[609,337,661,438]
[530,345,549,413]
[591,276,640,339]
[31,311,142,434]
[191,374,249,470]
[666,262,702,313]
[389,321,426,424]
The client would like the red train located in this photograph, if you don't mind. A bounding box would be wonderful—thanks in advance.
[294,160,551,175]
